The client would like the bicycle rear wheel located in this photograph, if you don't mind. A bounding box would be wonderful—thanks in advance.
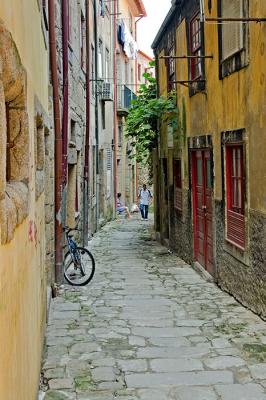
[64,247,95,286]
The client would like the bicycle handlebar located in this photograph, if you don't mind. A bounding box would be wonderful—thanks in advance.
[63,226,82,235]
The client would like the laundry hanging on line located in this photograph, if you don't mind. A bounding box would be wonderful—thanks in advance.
[118,20,138,59]
[100,0,105,17]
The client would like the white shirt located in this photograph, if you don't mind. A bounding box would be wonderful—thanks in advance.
[140,189,152,206]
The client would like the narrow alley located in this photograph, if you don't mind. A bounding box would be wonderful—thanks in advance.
[41,217,266,400]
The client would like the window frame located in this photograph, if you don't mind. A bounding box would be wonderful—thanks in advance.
[138,63,141,81]
[189,12,203,81]
[166,30,176,92]
[218,0,248,78]
[225,143,245,249]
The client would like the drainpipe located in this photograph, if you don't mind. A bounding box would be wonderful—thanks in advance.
[62,0,69,231]
[113,0,118,212]
[83,0,91,245]
[48,0,63,284]
[93,0,100,229]
[62,0,69,187]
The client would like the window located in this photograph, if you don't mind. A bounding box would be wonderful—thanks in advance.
[80,12,86,70]
[105,48,110,79]
[125,60,129,84]
[118,125,123,146]
[190,13,202,80]
[106,148,112,199]
[131,67,134,85]
[98,39,103,78]
[101,102,106,129]
[226,145,245,249]
[221,0,243,61]
[166,31,175,92]
[173,159,182,211]
[70,119,76,143]
[218,0,248,77]
[138,64,141,81]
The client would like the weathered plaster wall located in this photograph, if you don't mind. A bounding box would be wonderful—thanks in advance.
[155,0,266,317]
[0,1,49,398]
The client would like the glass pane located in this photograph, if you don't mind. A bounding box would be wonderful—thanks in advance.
[206,159,212,188]
[233,178,237,208]
[197,158,203,185]
[232,148,236,176]
[237,148,241,178]
[238,178,242,209]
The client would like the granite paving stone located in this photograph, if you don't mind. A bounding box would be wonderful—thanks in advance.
[40,217,266,399]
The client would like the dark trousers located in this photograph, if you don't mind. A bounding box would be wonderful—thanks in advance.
[140,205,149,219]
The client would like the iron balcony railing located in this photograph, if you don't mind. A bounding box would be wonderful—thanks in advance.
[117,85,136,111]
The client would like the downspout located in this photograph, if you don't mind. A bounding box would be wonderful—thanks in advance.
[62,0,69,231]
[113,0,118,212]
[83,0,91,245]
[62,0,69,187]
[48,0,63,284]
[93,0,100,229]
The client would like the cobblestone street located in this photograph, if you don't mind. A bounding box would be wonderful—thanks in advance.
[40,217,266,400]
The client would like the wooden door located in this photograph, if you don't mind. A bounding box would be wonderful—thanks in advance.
[192,149,214,275]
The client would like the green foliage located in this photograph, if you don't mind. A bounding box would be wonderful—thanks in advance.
[125,67,178,165]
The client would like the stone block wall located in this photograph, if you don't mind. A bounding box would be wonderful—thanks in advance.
[0,19,29,244]
[215,201,266,319]
[169,187,194,264]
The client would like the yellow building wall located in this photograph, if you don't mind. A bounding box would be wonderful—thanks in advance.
[0,1,49,399]
[158,0,266,212]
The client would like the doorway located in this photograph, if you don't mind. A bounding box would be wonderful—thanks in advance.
[191,149,214,276]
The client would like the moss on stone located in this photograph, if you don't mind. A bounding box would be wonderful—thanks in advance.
[67,321,79,330]
[74,374,96,391]
[44,391,68,400]
[215,322,247,335]
[64,292,80,302]
[242,343,266,362]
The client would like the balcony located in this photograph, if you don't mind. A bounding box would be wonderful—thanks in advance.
[117,85,136,116]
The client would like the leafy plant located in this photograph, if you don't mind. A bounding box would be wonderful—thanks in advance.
[125,63,178,167]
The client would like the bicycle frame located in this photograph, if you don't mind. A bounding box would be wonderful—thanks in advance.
[65,230,81,266]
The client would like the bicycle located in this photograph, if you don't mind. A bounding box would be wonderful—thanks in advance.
[63,225,95,286]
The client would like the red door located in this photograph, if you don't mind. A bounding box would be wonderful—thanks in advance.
[192,150,214,275]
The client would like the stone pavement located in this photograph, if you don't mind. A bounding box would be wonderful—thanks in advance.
[40,216,266,400]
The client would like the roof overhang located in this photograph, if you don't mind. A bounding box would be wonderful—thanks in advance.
[151,0,182,50]
[138,50,153,61]
[135,0,147,17]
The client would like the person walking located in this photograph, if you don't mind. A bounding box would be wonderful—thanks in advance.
[138,184,152,221]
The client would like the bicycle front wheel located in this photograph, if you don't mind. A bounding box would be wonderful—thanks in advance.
[64,247,95,286]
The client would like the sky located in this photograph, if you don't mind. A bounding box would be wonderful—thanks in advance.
[137,0,172,58]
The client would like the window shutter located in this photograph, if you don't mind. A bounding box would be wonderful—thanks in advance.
[227,210,245,249]
[222,0,243,60]
[173,160,182,211]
